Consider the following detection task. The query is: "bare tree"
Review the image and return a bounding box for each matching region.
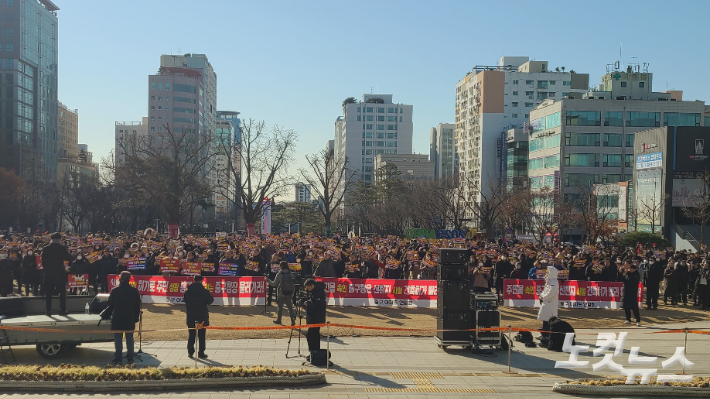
[461,175,509,235]
[636,191,668,235]
[113,124,213,230]
[574,185,620,245]
[499,188,531,236]
[524,187,575,245]
[300,148,356,237]
[223,120,297,235]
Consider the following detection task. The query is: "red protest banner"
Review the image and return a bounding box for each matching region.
[503,279,642,309]
[316,277,437,308]
[108,275,265,306]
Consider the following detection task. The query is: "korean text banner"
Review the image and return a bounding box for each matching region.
[108,275,265,306]
[503,279,642,309]
[316,277,437,308]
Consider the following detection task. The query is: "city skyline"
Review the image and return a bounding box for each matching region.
[56,0,710,178]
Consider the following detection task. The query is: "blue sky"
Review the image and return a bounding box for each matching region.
[59,0,710,176]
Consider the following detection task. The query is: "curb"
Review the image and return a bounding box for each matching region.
[0,374,326,392]
[553,382,710,397]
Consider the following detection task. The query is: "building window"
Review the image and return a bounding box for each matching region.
[565,133,600,146]
[544,155,559,168]
[377,116,384,121]
[603,133,622,147]
[512,91,518,95]
[511,102,518,107]
[357,115,361,121]
[365,132,372,138]
[544,175,555,188]
[356,107,360,112]
[376,141,384,147]
[366,107,373,113]
[525,102,533,107]
[663,112,700,127]
[512,80,519,84]
[377,124,384,130]
[512,113,518,118]
[150,106,155,110]
[365,149,372,155]
[525,80,534,85]
[386,141,396,147]
[566,111,601,126]
[563,81,571,86]
[376,107,384,113]
[604,111,623,126]
[529,138,543,152]
[564,153,599,167]
[365,141,372,147]
[387,107,395,113]
[5,28,13,37]
[639,82,645,88]
[602,174,622,183]
[366,115,373,121]
[624,174,633,181]
[376,132,384,139]
[625,134,634,147]
[626,112,660,127]
[545,112,562,130]
[620,81,627,87]
[549,80,556,85]
[564,173,598,187]
[603,154,621,167]
[624,154,634,167]
[151,96,155,100]
[545,134,560,148]
[366,124,372,129]
[400,108,403,113]
[529,158,543,170]
[530,176,543,189]
[525,91,534,96]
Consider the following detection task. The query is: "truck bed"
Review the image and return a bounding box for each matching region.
[0,314,114,345]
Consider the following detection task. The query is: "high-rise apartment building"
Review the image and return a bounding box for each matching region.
[455,57,589,225]
[373,153,435,182]
[58,102,78,159]
[334,94,413,186]
[430,123,457,179]
[114,117,149,166]
[213,119,236,218]
[528,66,710,241]
[0,0,59,182]
[294,183,312,203]
[148,54,217,145]
[216,111,241,144]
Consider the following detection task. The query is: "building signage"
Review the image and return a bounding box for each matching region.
[641,143,657,151]
[696,139,704,155]
[636,152,662,170]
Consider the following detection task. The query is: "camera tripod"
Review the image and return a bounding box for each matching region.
[285,299,305,359]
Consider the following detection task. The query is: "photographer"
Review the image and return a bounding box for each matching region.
[301,278,326,352]
[268,261,296,325]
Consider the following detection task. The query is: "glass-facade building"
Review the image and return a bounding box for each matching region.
[0,0,59,182]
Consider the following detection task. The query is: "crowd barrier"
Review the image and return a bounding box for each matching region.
[503,279,643,309]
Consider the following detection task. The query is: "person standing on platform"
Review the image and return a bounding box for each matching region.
[42,233,72,316]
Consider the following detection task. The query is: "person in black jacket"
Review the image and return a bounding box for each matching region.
[21,246,40,296]
[0,247,13,297]
[644,257,664,310]
[42,233,73,316]
[622,264,642,326]
[183,275,214,359]
[97,249,118,293]
[101,271,141,364]
[301,278,326,352]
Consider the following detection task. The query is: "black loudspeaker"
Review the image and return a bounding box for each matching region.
[474,309,501,345]
[439,248,468,265]
[437,280,471,311]
[89,294,110,318]
[0,297,24,317]
[438,264,468,281]
[436,310,474,342]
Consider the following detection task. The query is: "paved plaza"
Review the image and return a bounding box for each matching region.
[1,320,709,399]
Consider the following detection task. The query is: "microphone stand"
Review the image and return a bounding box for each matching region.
[262,270,269,315]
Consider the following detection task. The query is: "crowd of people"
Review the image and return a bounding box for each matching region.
[1,230,709,311]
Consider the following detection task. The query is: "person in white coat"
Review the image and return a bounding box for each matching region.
[537,267,559,340]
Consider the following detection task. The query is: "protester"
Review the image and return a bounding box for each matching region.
[314,252,337,278]
[42,232,73,316]
[183,275,214,359]
[696,260,710,311]
[101,271,141,364]
[97,248,118,293]
[644,256,664,310]
[0,247,12,297]
[21,245,40,296]
[622,263,642,326]
[268,261,296,325]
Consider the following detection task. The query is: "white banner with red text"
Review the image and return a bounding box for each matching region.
[316,277,437,308]
[108,274,265,306]
[503,279,643,309]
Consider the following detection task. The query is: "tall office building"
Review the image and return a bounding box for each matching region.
[528,65,710,241]
[57,102,78,159]
[334,94,413,186]
[455,57,589,226]
[216,110,241,144]
[0,0,59,182]
[213,119,236,218]
[114,117,149,166]
[429,123,456,179]
[148,54,216,145]
[294,183,311,202]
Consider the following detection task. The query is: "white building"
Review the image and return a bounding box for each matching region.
[212,119,237,217]
[455,56,589,226]
[114,117,149,166]
[334,94,413,186]
[430,123,457,179]
[373,153,435,182]
[294,183,312,202]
